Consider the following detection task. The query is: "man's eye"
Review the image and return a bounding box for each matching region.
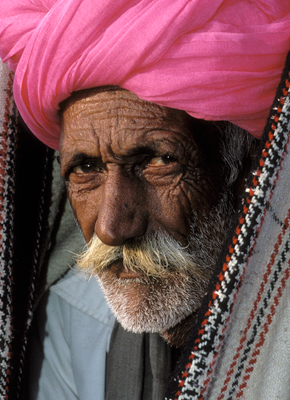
[72,162,101,174]
[146,156,177,167]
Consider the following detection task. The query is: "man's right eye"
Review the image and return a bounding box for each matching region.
[72,161,101,174]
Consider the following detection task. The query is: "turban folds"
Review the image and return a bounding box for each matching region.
[0,0,290,149]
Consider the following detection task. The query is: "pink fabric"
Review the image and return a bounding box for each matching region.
[0,0,290,149]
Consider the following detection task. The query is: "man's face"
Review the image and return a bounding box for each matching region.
[60,88,236,346]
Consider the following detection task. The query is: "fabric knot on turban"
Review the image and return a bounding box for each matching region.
[0,0,290,149]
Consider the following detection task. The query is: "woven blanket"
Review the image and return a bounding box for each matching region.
[0,60,55,399]
[166,52,290,400]
[0,58,17,400]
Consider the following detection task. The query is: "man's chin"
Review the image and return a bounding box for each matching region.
[97,267,206,344]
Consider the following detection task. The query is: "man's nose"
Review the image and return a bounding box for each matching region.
[94,169,148,246]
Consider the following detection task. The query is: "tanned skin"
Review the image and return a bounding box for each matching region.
[59,87,253,347]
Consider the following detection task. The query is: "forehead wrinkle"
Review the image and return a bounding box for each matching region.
[65,90,185,135]
[61,136,100,159]
[79,94,169,120]
[86,91,163,110]
[69,105,166,134]
[63,118,98,146]
[61,89,196,163]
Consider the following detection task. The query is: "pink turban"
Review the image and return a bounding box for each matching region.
[0,0,290,149]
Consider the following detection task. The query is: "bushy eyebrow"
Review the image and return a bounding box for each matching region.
[121,138,179,158]
[121,145,157,158]
[62,145,155,163]
[60,140,179,177]
[60,152,101,177]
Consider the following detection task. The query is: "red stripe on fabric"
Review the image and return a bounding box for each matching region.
[175,69,290,400]
[199,315,232,399]
[217,206,290,400]
[236,258,290,398]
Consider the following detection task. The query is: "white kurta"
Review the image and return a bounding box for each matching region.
[30,267,115,400]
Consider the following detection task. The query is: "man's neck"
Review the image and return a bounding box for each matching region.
[161,312,197,348]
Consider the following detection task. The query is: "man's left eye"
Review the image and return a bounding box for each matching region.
[72,162,101,173]
[147,156,177,167]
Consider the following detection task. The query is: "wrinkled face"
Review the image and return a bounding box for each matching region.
[60,88,234,345]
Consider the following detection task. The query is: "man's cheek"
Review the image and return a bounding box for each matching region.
[68,187,99,243]
[182,169,220,213]
[148,184,193,241]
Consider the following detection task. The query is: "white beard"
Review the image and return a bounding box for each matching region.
[78,192,233,334]
[97,269,208,333]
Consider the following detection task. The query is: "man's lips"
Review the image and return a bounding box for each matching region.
[109,259,140,279]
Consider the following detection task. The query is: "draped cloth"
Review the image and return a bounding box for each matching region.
[0,0,290,149]
[0,59,55,399]
[166,51,290,400]
[106,322,176,400]
[0,60,17,399]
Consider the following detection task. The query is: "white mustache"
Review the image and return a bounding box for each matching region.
[77,230,209,281]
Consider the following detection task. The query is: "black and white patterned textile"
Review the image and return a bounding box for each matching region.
[0,60,54,399]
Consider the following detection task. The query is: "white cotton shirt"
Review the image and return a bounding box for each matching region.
[30,267,115,400]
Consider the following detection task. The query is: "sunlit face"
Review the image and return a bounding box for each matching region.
[59,87,234,346]
[60,88,225,245]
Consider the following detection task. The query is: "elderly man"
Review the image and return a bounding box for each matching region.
[59,86,256,349]
[1,1,290,399]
